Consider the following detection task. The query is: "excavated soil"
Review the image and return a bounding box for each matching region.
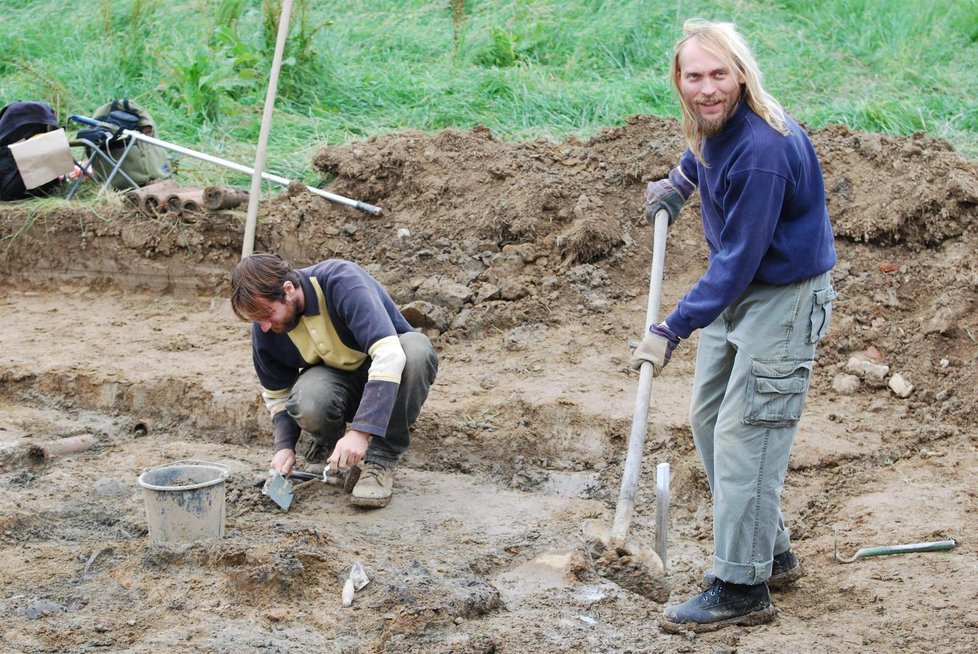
[1,114,977,653]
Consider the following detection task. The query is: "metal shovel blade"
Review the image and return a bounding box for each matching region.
[262,472,294,511]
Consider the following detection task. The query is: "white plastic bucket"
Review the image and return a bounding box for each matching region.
[137,460,230,543]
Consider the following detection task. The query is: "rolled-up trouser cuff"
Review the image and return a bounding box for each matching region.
[713,553,773,586]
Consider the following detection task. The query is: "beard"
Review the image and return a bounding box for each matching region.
[268,296,302,333]
[693,89,741,136]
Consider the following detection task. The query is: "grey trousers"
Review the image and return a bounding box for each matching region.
[690,272,835,585]
[286,331,438,467]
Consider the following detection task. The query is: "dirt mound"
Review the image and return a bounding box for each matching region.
[813,124,978,246]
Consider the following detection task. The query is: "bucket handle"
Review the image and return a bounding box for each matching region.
[141,459,230,479]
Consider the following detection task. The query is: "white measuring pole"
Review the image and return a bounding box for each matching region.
[242,0,293,259]
[655,461,671,569]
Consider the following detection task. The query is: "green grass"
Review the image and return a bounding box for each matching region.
[2,0,977,189]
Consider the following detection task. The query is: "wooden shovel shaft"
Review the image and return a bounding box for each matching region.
[610,210,669,546]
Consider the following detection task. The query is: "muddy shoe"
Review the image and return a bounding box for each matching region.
[700,550,803,591]
[660,579,775,634]
[303,437,335,467]
[350,462,395,508]
[767,550,804,588]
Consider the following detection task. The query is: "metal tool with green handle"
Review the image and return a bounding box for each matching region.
[834,533,957,564]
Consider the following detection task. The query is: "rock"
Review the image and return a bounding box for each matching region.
[498,278,530,301]
[485,252,525,283]
[20,599,62,620]
[400,300,449,332]
[847,355,889,380]
[888,373,914,398]
[831,373,861,394]
[415,276,472,310]
[924,307,955,335]
[472,282,500,303]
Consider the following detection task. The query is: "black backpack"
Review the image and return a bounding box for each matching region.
[0,101,62,201]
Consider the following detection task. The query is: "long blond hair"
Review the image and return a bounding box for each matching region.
[671,19,787,163]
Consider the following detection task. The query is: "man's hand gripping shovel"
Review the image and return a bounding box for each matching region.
[582,209,671,602]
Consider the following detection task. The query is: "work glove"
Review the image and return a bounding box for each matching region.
[645,167,695,226]
[629,322,681,376]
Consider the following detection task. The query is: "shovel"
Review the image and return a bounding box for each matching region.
[582,209,670,602]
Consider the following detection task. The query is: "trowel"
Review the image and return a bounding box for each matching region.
[262,467,358,511]
[262,470,296,511]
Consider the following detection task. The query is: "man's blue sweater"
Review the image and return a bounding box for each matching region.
[665,100,837,339]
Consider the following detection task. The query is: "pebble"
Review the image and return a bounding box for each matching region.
[847,356,889,379]
[888,373,914,398]
[832,373,861,394]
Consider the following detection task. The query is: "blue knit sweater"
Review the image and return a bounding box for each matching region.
[665,100,837,339]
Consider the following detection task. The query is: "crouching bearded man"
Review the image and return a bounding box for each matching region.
[231,253,439,508]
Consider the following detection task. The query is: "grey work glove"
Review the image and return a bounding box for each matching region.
[629,322,681,376]
[645,167,695,226]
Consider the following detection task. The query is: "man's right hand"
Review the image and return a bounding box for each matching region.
[629,322,682,376]
[270,448,297,476]
[328,429,371,471]
[645,167,695,226]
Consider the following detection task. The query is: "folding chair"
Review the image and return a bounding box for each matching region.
[65,118,141,199]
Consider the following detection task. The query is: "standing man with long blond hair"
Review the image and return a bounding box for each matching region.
[631,19,837,632]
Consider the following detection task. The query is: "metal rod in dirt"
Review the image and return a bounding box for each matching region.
[835,537,957,564]
[242,0,292,259]
[68,116,382,216]
[655,462,670,569]
[609,210,669,546]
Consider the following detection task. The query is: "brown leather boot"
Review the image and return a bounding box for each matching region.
[350,462,395,508]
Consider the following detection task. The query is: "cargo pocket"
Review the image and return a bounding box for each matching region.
[742,359,813,427]
[809,287,838,344]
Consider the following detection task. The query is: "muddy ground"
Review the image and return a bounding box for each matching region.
[1,114,977,654]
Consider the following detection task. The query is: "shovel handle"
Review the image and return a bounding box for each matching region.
[610,209,670,546]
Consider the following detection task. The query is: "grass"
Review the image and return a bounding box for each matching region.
[1,0,977,189]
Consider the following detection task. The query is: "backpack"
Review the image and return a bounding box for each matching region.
[0,100,62,201]
[84,99,172,190]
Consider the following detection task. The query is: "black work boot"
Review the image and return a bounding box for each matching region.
[660,579,775,634]
[701,550,804,591]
